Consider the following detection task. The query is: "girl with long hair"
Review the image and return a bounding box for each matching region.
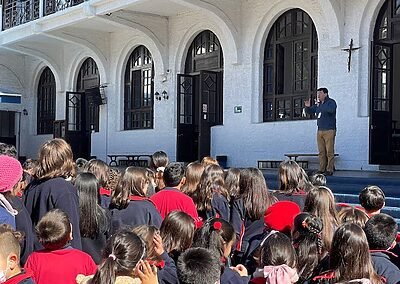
[273,160,310,209]
[292,213,323,283]
[109,167,162,233]
[230,168,274,265]
[181,162,204,197]
[303,186,340,255]
[224,168,241,201]
[82,159,110,208]
[149,151,169,192]
[23,138,81,249]
[160,211,195,263]
[75,172,110,264]
[133,225,179,284]
[311,223,382,284]
[77,230,158,284]
[191,164,230,221]
[250,231,298,284]
[193,218,249,283]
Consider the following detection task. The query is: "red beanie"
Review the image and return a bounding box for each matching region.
[0,155,23,193]
[264,201,301,234]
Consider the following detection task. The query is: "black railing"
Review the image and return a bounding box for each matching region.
[2,0,40,30]
[44,0,84,16]
[1,0,85,30]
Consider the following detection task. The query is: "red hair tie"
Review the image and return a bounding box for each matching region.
[213,221,222,231]
[194,217,203,229]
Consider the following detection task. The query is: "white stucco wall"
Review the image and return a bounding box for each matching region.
[0,0,388,170]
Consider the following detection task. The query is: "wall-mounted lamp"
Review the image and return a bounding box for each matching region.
[22,109,28,116]
[162,90,168,100]
[155,91,161,101]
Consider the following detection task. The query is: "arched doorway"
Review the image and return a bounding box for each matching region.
[177,30,224,162]
[65,58,101,159]
[370,0,400,164]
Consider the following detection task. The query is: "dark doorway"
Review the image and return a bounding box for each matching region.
[0,111,16,146]
[177,30,223,162]
[370,0,400,164]
[65,58,100,159]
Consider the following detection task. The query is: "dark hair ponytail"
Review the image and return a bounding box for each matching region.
[90,230,146,284]
[192,218,235,258]
[292,212,323,282]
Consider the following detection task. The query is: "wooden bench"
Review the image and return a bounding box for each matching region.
[107,154,152,167]
[284,153,339,161]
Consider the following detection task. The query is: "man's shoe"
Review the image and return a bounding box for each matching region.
[324,171,333,176]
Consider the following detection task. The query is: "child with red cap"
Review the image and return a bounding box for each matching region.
[0,155,21,228]
[264,201,301,236]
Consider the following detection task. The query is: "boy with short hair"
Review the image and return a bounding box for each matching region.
[24,209,96,284]
[150,163,198,220]
[177,247,221,284]
[0,224,34,284]
[359,185,385,216]
[364,213,400,284]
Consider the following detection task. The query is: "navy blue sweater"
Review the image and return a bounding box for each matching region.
[158,252,179,284]
[110,199,162,234]
[371,251,400,284]
[220,267,249,284]
[305,96,337,130]
[23,177,82,249]
[198,193,230,222]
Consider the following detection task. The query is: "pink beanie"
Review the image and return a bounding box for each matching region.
[0,155,23,193]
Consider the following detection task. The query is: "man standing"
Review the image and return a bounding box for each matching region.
[304,87,337,176]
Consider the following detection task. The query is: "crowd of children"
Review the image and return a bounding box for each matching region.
[0,140,400,283]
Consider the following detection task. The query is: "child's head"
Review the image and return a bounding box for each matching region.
[200,156,219,167]
[111,167,150,209]
[238,167,273,220]
[193,164,228,212]
[193,218,235,259]
[0,143,17,158]
[160,211,195,254]
[224,167,241,199]
[304,186,339,253]
[264,201,301,236]
[359,186,385,214]
[36,209,72,250]
[0,224,23,280]
[132,225,162,263]
[145,168,156,197]
[0,155,23,195]
[259,231,297,268]
[82,159,109,188]
[22,159,38,177]
[309,173,326,186]
[36,138,75,179]
[177,247,220,284]
[106,168,121,193]
[163,163,185,188]
[181,162,204,196]
[292,213,323,281]
[364,213,398,250]
[338,207,369,228]
[92,230,147,283]
[330,223,379,283]
[150,151,169,170]
[278,160,304,193]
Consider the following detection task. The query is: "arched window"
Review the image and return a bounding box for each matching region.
[124,45,154,130]
[263,9,318,121]
[76,57,100,132]
[37,67,56,134]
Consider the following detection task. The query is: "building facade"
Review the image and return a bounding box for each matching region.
[0,0,395,170]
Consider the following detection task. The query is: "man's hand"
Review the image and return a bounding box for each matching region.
[304,98,311,107]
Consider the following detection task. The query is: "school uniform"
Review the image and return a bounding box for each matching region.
[370,251,400,284]
[150,187,199,219]
[23,177,82,249]
[8,195,35,265]
[110,196,162,233]
[4,269,35,284]
[157,252,179,284]
[0,205,15,228]
[99,187,111,209]
[220,267,249,284]
[198,193,230,221]
[272,191,307,210]
[25,246,97,284]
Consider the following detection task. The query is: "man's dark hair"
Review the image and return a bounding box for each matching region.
[0,143,17,158]
[364,213,398,250]
[163,162,185,187]
[317,87,329,94]
[359,185,385,212]
[177,247,221,284]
